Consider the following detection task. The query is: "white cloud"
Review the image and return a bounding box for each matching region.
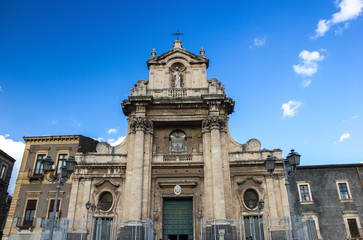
[70,120,82,127]
[293,50,324,77]
[339,133,351,142]
[0,134,25,196]
[249,37,266,48]
[343,115,359,122]
[254,37,266,47]
[335,22,350,35]
[107,128,118,134]
[313,0,363,38]
[0,85,3,92]
[96,137,105,142]
[108,136,125,146]
[302,79,312,88]
[281,100,303,118]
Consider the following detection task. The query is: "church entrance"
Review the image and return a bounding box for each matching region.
[163,198,193,240]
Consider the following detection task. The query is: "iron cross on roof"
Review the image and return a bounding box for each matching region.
[172,30,184,40]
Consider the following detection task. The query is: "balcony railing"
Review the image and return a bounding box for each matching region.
[16,217,35,230]
[163,154,192,162]
[168,88,187,97]
[27,169,44,182]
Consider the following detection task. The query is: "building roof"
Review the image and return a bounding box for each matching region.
[0,149,16,163]
[298,163,363,170]
[22,135,93,142]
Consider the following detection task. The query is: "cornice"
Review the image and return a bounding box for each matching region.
[23,135,82,143]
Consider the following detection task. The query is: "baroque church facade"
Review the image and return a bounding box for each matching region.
[4,40,292,240]
[68,40,290,239]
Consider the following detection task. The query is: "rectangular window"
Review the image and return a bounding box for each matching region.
[297,182,313,203]
[47,199,61,219]
[348,219,360,238]
[23,200,37,227]
[0,165,6,179]
[34,154,46,175]
[338,183,350,199]
[56,154,68,174]
[299,185,310,201]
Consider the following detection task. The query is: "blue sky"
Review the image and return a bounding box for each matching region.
[1,0,363,195]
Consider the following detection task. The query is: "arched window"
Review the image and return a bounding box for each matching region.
[98,192,113,211]
[169,130,186,153]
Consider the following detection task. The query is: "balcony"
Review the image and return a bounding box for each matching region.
[16,217,35,230]
[27,169,44,182]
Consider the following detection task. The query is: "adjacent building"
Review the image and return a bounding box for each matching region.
[2,135,98,240]
[0,149,16,238]
[291,163,363,240]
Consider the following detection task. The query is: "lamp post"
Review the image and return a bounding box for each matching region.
[265,149,301,240]
[86,201,102,240]
[42,155,77,240]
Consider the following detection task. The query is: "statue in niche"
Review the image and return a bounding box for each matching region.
[170,62,185,88]
[173,67,182,88]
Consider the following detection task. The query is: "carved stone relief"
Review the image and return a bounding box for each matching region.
[236,177,264,212]
[92,179,121,214]
[129,117,153,133]
[245,139,261,151]
[202,116,227,132]
[96,142,112,154]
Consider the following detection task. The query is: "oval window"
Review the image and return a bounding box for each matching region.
[98,192,113,211]
[243,189,259,209]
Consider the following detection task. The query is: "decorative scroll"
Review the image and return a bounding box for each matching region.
[202,116,227,132]
[129,117,153,133]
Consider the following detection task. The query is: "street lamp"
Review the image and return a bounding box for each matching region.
[86,201,102,240]
[265,149,301,240]
[42,155,77,240]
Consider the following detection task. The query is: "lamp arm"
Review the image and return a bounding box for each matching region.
[43,173,59,183]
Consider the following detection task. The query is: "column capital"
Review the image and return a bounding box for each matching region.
[202,116,227,132]
[129,117,153,133]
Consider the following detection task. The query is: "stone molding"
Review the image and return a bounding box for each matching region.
[25,191,42,199]
[158,181,198,188]
[48,191,65,198]
[202,116,227,132]
[129,117,153,133]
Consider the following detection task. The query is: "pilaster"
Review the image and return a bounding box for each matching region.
[202,116,227,219]
[128,116,153,220]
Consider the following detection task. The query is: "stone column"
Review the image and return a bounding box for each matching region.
[128,117,153,220]
[203,116,227,219]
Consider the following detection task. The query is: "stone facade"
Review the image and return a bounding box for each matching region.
[4,40,298,240]
[290,164,363,240]
[68,40,290,240]
[2,135,98,240]
[0,149,16,238]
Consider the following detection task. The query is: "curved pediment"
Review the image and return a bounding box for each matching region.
[94,179,120,189]
[147,43,209,69]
